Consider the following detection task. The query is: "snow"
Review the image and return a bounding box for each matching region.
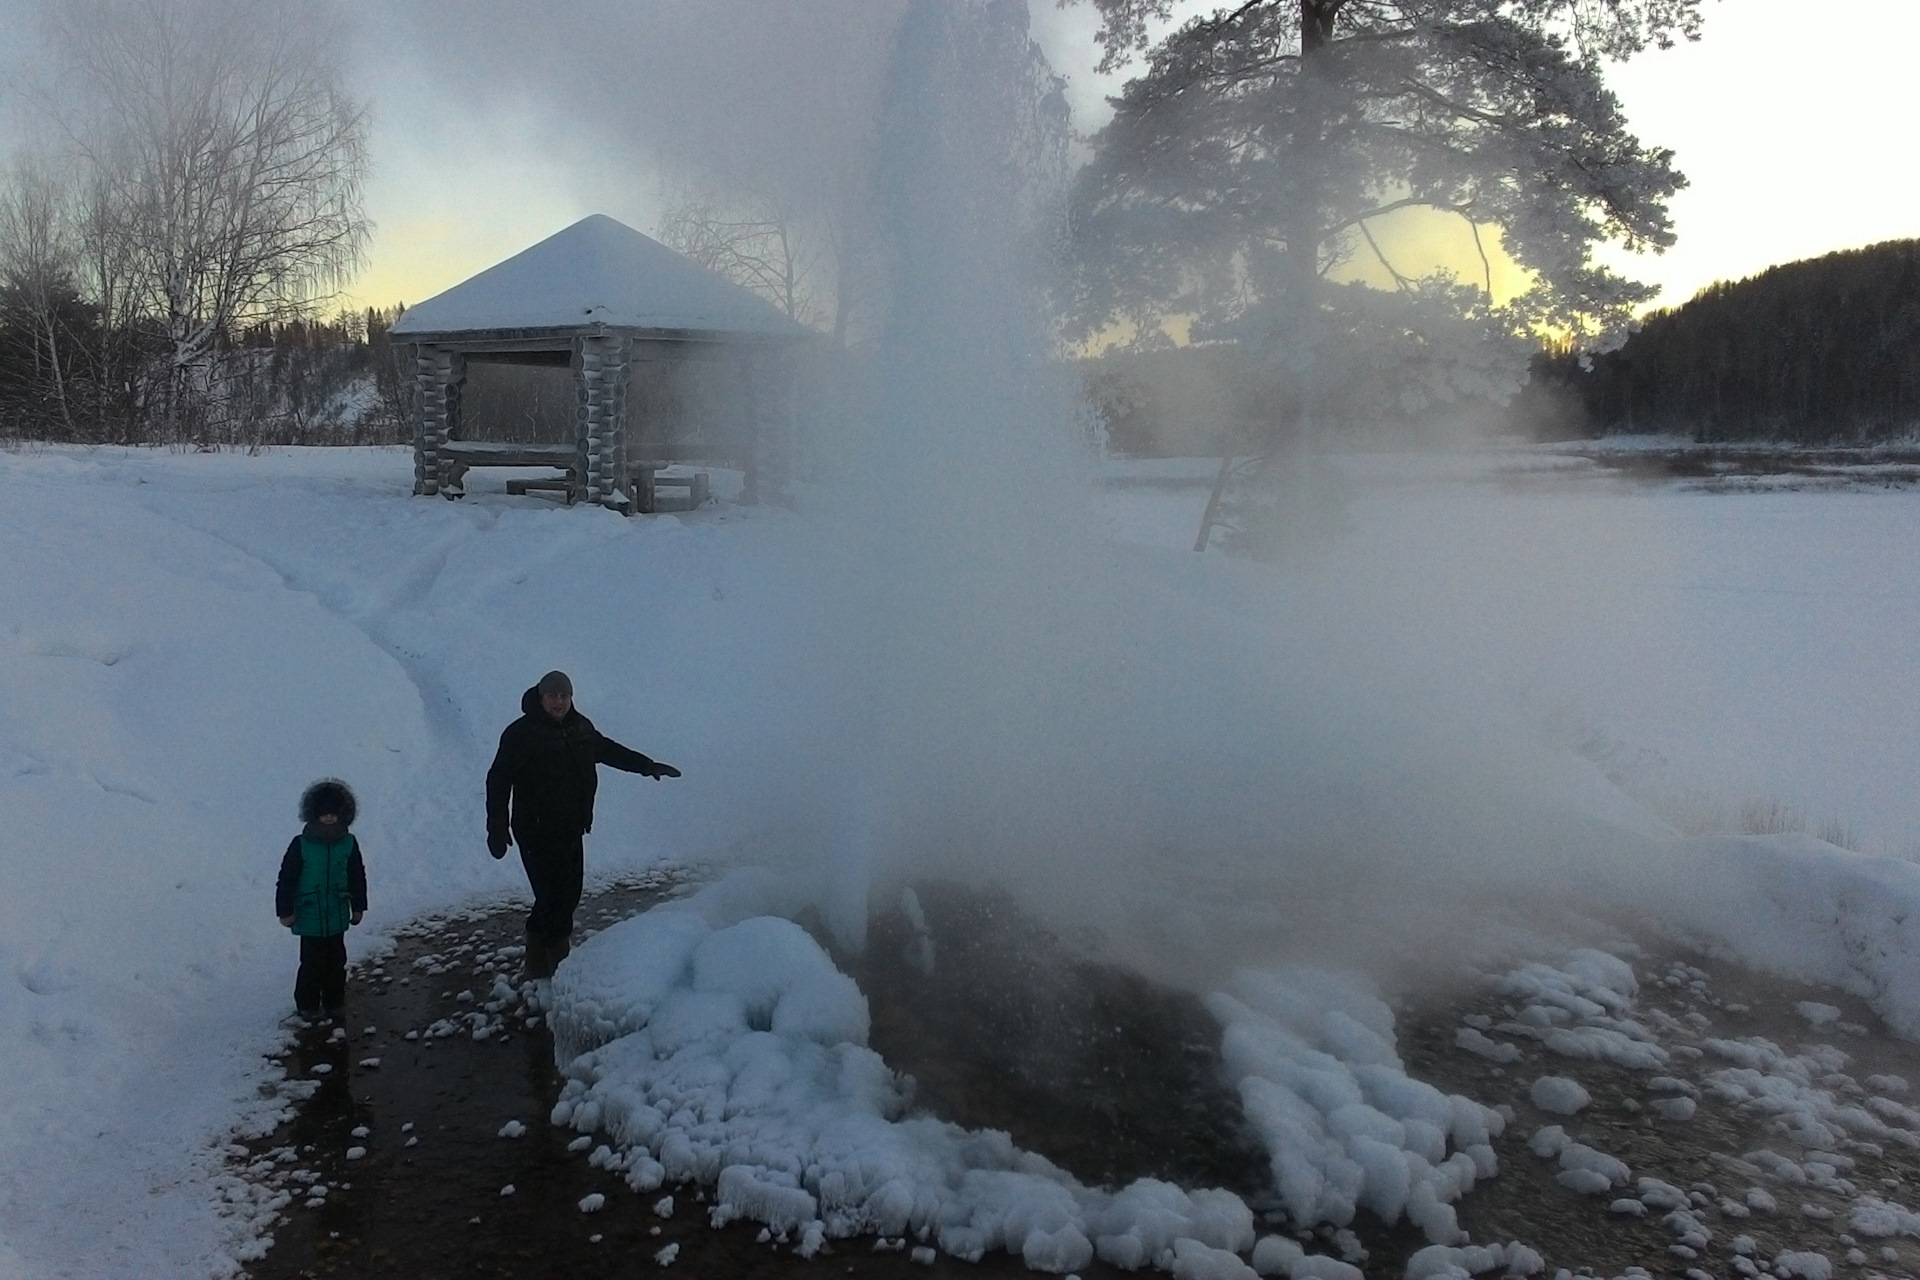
[1205,966,1502,1243]
[1529,1078,1592,1115]
[1403,1241,1543,1280]
[1649,1096,1697,1122]
[1773,1251,1833,1280]
[1796,1001,1843,1028]
[13,444,1920,1274]
[1494,953,1667,1071]
[544,877,1281,1272]
[1251,1235,1364,1280]
[389,214,810,339]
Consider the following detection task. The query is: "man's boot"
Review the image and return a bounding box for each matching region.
[553,933,572,970]
[524,931,554,981]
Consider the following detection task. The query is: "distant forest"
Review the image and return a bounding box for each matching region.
[1529,239,1920,442]
[0,300,407,446]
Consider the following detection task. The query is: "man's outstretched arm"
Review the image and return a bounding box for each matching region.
[596,734,681,779]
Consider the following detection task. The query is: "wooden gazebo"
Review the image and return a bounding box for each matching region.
[392,214,813,511]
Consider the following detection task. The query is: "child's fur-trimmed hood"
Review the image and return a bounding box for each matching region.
[299,778,358,827]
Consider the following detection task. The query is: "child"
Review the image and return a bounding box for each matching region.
[275,778,368,1019]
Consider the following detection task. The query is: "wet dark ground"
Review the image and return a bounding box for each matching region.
[1407,942,1920,1280]
[240,878,1920,1280]
[241,875,1263,1280]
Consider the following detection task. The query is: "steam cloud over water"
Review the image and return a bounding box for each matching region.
[371,0,1675,984]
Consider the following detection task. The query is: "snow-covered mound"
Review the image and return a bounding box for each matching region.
[544,883,1280,1273]
[539,875,1514,1274]
[1655,834,1920,1038]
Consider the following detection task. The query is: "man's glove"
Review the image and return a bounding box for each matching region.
[646,761,682,779]
[488,831,510,859]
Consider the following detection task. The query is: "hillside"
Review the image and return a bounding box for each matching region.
[1532,241,1920,443]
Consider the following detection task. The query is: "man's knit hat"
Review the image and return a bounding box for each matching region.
[537,670,573,697]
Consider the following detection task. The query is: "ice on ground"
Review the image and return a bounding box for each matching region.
[1403,1241,1543,1279]
[1773,1251,1833,1280]
[1554,1168,1613,1195]
[1494,953,1667,1071]
[1529,1126,1572,1160]
[1849,1197,1920,1238]
[1557,1144,1629,1187]
[546,888,1263,1271]
[543,878,1497,1271]
[1651,835,1920,1038]
[1455,1028,1521,1063]
[1698,1038,1920,1153]
[1637,1179,1688,1210]
[1796,1002,1843,1028]
[1651,1096,1697,1122]
[1250,1235,1364,1280]
[1530,1077,1592,1115]
[1171,1237,1258,1280]
[1207,967,1502,1244]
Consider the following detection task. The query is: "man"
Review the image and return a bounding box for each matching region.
[485,670,680,978]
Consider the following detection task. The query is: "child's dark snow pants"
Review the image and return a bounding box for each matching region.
[295,934,348,1013]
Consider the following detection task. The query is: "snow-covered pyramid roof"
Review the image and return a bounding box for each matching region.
[391,214,811,340]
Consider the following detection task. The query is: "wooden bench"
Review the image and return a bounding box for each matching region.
[438,440,580,501]
[438,439,713,513]
[635,469,712,513]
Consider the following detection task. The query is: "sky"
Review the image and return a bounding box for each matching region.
[333,0,1920,321]
[3,0,1917,322]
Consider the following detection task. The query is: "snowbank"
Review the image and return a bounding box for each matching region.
[0,450,433,1276]
[1654,834,1920,1038]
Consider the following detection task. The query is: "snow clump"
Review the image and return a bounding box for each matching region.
[541,877,1487,1272]
[1494,952,1667,1071]
[1773,1251,1833,1280]
[1529,1077,1591,1115]
[1208,967,1506,1246]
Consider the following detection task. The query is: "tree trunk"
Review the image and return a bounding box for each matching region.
[40,314,74,435]
[1194,451,1236,552]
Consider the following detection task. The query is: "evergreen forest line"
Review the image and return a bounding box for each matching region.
[1530,239,1920,443]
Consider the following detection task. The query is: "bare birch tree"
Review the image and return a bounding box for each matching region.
[38,0,371,436]
[657,187,823,331]
[0,156,81,434]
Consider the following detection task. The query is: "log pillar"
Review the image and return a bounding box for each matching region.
[741,344,794,507]
[573,333,634,510]
[406,344,465,496]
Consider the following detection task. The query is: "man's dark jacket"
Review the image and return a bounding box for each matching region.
[486,686,661,846]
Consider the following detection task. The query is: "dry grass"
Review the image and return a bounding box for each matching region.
[1738,798,1805,837]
